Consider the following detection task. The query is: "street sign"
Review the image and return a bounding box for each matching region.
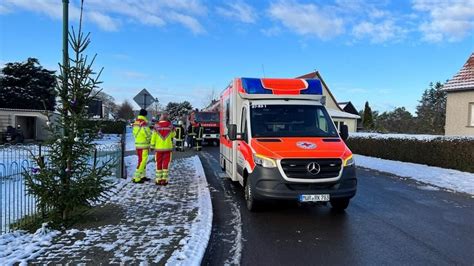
[133,89,155,109]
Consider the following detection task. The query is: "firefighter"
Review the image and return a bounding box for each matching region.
[195,123,204,151]
[187,123,196,149]
[175,120,185,151]
[151,113,176,186]
[132,109,151,183]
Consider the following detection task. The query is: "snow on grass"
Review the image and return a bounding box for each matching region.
[0,223,60,265]
[355,154,474,195]
[351,132,474,141]
[166,156,212,266]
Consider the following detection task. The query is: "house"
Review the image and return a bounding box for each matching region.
[338,101,363,130]
[443,53,474,136]
[0,108,57,142]
[296,71,360,132]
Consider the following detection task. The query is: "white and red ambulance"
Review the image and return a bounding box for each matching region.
[219,77,357,211]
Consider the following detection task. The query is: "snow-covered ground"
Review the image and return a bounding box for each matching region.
[351,132,474,141]
[0,154,213,265]
[355,154,474,195]
[125,126,135,152]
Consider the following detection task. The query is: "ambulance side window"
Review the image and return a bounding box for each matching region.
[241,107,248,143]
[225,99,230,129]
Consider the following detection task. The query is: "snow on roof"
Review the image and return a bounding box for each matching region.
[327,108,360,119]
[443,53,474,92]
[351,132,474,141]
[338,102,348,109]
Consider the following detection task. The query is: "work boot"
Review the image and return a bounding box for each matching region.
[142,176,151,182]
[132,176,144,183]
[162,179,169,186]
[155,178,161,185]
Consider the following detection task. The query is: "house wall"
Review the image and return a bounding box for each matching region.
[333,118,357,133]
[445,90,474,136]
[0,109,52,141]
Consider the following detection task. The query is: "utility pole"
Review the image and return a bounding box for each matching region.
[62,0,69,137]
[62,0,69,85]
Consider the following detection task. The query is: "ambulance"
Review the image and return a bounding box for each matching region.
[219,78,357,211]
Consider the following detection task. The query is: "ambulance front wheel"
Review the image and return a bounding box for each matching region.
[245,179,260,212]
[330,198,350,212]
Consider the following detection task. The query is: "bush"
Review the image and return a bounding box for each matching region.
[347,136,474,173]
[85,120,126,134]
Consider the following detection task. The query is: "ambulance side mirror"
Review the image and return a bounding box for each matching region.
[227,124,237,141]
[340,125,349,141]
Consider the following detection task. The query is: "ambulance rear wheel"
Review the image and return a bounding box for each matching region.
[245,179,260,212]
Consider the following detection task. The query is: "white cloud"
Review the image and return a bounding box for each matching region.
[216,1,257,24]
[412,0,474,42]
[168,12,206,34]
[268,0,344,40]
[353,20,408,43]
[1,0,207,34]
[260,26,282,37]
[0,4,10,14]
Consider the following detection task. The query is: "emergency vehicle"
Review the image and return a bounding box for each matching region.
[189,111,220,146]
[219,78,357,211]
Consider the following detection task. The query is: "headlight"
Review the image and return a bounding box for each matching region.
[344,155,355,166]
[253,154,276,168]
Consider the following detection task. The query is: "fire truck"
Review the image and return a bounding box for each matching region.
[188,111,220,146]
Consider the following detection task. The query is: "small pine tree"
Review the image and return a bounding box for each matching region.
[363,101,375,130]
[24,5,114,226]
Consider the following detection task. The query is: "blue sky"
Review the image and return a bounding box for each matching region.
[0,0,473,113]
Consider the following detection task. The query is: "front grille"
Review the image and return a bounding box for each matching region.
[280,158,342,179]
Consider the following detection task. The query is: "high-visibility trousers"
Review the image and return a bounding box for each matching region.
[135,148,149,178]
[155,151,172,181]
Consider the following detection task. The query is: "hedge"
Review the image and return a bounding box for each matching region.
[84,120,127,135]
[347,136,474,173]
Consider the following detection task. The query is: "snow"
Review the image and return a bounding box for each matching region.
[1,154,213,265]
[0,223,60,265]
[351,132,474,141]
[166,156,212,266]
[355,154,474,195]
[93,134,122,147]
[125,126,135,151]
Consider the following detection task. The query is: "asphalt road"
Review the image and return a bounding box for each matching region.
[200,147,474,266]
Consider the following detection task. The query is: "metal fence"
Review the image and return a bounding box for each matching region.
[0,141,123,234]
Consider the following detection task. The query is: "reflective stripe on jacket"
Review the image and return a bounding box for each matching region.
[133,115,151,149]
[151,120,176,151]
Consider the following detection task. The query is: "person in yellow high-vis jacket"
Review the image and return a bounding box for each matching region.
[132,109,151,183]
[150,113,175,186]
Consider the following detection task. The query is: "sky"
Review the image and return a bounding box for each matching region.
[0,0,473,114]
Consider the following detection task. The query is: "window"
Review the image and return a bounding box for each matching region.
[470,103,474,126]
[241,107,248,142]
[250,104,338,138]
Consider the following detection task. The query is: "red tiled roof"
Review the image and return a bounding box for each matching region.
[444,53,474,92]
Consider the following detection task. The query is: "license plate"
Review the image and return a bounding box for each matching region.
[299,194,330,202]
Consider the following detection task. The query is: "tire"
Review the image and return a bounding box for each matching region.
[330,198,350,212]
[245,179,260,212]
[220,157,225,171]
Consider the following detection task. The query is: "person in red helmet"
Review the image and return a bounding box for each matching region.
[150,113,175,186]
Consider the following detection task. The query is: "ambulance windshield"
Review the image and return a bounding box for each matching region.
[250,104,339,138]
